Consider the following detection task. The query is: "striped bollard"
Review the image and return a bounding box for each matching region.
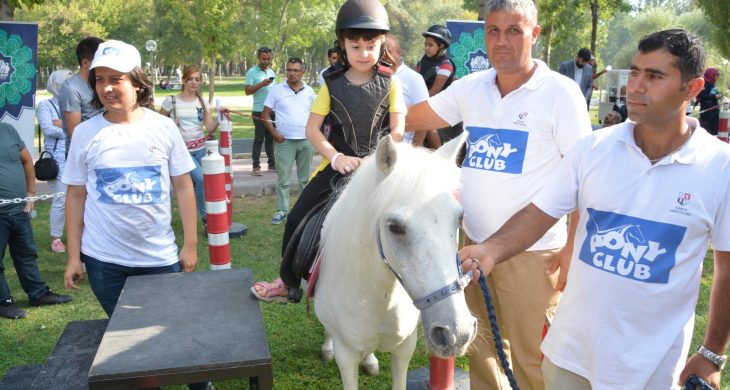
[429,356,455,390]
[216,99,247,238]
[202,140,231,270]
[719,109,729,143]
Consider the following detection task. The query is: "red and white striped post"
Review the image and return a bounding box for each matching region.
[216,99,247,238]
[428,356,455,390]
[718,109,729,143]
[202,140,231,270]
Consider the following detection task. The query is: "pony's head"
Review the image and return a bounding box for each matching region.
[326,133,477,357]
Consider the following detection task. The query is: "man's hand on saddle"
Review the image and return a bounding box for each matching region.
[458,244,496,285]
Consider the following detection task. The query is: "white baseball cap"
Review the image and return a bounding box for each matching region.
[90,40,141,73]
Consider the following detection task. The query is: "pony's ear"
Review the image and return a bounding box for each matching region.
[435,131,468,163]
[375,135,397,177]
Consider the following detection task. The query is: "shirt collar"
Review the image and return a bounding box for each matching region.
[485,59,549,92]
[616,117,702,166]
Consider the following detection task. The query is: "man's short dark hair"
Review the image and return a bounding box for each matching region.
[327,48,338,56]
[287,57,304,68]
[577,48,592,62]
[76,37,104,66]
[257,46,272,58]
[637,29,705,84]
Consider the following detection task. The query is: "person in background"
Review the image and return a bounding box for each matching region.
[319,47,340,86]
[38,69,73,253]
[245,46,277,176]
[160,65,227,225]
[592,110,622,130]
[0,122,73,320]
[696,67,722,136]
[60,37,104,149]
[262,57,316,225]
[415,24,458,148]
[559,47,594,108]
[385,34,429,145]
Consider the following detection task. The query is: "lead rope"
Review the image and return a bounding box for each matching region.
[684,374,714,390]
[477,273,521,390]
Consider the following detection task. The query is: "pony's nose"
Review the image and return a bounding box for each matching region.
[429,325,457,347]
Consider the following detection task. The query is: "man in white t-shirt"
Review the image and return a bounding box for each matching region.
[406,1,591,388]
[262,58,316,225]
[406,0,591,389]
[385,34,429,145]
[460,29,730,390]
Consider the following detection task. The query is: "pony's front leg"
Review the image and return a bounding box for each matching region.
[322,329,334,361]
[333,338,361,390]
[390,331,417,390]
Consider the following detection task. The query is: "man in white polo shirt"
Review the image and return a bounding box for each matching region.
[406,0,591,388]
[460,29,730,389]
[262,57,316,225]
[384,34,429,145]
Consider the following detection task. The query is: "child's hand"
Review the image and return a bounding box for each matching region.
[333,155,362,174]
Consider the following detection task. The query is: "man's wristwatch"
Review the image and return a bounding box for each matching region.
[697,345,727,369]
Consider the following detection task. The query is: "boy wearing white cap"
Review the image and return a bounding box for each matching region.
[62,40,199,316]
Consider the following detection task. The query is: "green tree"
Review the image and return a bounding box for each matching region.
[0,0,44,20]
[695,0,730,59]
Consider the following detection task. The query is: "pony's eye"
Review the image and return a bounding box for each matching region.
[386,219,406,235]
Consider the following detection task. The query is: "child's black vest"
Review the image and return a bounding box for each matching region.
[418,54,456,90]
[322,64,393,157]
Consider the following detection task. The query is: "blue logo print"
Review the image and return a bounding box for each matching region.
[464,127,528,174]
[579,209,686,284]
[95,166,162,204]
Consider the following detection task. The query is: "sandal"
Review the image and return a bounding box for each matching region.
[250,278,288,303]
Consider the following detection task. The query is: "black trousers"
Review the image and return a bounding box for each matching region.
[251,111,275,168]
[280,165,343,256]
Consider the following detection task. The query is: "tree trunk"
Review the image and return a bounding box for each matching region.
[0,0,14,20]
[590,0,598,55]
[543,24,554,66]
[274,0,292,55]
[208,55,216,106]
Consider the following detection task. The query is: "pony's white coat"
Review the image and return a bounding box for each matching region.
[314,135,477,390]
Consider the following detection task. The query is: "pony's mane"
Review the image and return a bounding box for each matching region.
[321,143,461,262]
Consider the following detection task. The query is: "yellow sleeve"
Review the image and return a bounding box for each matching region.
[389,77,407,114]
[311,84,331,116]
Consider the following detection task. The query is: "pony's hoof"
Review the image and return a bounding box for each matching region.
[321,349,334,361]
[362,354,379,376]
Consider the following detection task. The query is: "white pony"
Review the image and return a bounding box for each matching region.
[314,134,477,389]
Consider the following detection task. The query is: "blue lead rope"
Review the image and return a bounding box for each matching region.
[477,273,521,390]
[684,374,714,390]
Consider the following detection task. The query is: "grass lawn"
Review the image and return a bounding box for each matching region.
[1,195,726,388]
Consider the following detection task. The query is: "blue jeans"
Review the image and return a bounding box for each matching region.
[189,148,206,218]
[0,211,49,301]
[82,253,182,317]
[82,254,209,390]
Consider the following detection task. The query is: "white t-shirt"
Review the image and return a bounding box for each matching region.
[428,60,591,249]
[160,95,210,150]
[62,108,196,268]
[263,81,315,140]
[395,63,429,144]
[535,119,730,389]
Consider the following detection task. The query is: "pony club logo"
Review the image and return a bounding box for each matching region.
[102,47,120,56]
[464,126,527,174]
[95,166,162,205]
[579,208,686,284]
[677,192,691,206]
[466,48,489,73]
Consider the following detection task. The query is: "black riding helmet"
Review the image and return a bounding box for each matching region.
[335,0,390,32]
[422,24,451,48]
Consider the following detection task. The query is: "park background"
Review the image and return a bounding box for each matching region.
[0,0,729,388]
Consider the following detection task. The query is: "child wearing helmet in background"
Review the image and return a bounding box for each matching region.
[415,24,462,148]
[252,0,406,303]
